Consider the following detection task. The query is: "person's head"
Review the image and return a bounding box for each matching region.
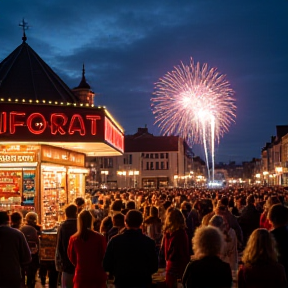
[112,213,125,228]
[77,210,93,241]
[268,203,288,228]
[209,215,225,232]
[75,197,85,214]
[126,200,136,210]
[242,228,277,265]
[10,211,23,228]
[125,210,143,229]
[0,211,9,226]
[246,195,255,205]
[25,212,38,226]
[265,196,280,211]
[100,216,113,233]
[164,208,186,233]
[150,206,159,218]
[65,204,77,219]
[192,226,224,259]
[111,200,123,212]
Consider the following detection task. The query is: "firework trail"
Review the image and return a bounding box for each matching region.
[151,58,236,182]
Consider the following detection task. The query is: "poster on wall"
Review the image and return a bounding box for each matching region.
[0,170,21,198]
[22,170,36,205]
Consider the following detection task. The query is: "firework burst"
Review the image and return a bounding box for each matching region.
[151,58,236,144]
[151,58,236,181]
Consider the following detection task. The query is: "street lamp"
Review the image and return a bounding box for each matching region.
[263,171,269,185]
[275,166,283,186]
[117,171,127,188]
[101,170,109,188]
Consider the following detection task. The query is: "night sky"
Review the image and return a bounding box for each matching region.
[0,1,287,164]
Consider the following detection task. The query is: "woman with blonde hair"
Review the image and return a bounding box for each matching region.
[182,226,232,288]
[162,208,190,288]
[238,228,287,288]
[68,210,107,288]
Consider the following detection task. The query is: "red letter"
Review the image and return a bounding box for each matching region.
[68,114,86,135]
[10,112,26,134]
[50,113,68,135]
[86,115,101,135]
[0,112,7,134]
[27,113,47,135]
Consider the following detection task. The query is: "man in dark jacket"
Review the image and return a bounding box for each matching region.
[0,211,31,288]
[55,204,78,288]
[268,203,288,280]
[238,195,260,245]
[103,209,158,288]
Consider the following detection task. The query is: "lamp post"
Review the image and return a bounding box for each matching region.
[263,171,269,185]
[117,171,127,188]
[101,170,109,188]
[275,167,283,186]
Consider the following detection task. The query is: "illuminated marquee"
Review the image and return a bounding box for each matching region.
[0,111,101,136]
[0,103,124,153]
[105,117,124,153]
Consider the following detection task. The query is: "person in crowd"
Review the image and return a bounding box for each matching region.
[107,213,125,241]
[11,211,23,229]
[268,203,288,280]
[182,226,232,288]
[0,211,31,288]
[209,215,238,272]
[121,200,136,215]
[100,215,113,242]
[143,206,163,254]
[74,197,85,214]
[202,197,243,247]
[238,195,260,246]
[110,199,123,217]
[103,209,158,288]
[68,210,107,288]
[260,195,280,230]
[55,204,78,288]
[20,212,40,288]
[163,208,190,288]
[238,228,287,288]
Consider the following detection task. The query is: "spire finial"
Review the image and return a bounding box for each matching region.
[82,63,86,81]
[19,18,30,42]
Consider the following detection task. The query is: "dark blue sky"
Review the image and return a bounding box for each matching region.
[1,0,287,163]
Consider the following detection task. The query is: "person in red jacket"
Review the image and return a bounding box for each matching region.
[163,208,190,288]
[68,210,107,288]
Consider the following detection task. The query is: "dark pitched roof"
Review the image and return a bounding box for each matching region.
[125,135,179,152]
[0,40,78,103]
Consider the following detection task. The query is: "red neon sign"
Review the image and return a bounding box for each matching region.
[1,111,102,136]
[105,117,124,153]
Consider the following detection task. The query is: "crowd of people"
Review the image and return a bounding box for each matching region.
[1,185,288,288]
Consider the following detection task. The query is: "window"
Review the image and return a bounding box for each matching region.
[161,162,164,169]
[146,162,149,170]
[155,154,159,159]
[150,162,154,170]
[166,153,169,159]
[124,154,132,164]
[160,153,164,159]
[156,162,159,170]
[150,153,154,159]
[145,154,149,158]
[166,162,169,169]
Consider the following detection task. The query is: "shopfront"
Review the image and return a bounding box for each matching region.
[0,100,124,229]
